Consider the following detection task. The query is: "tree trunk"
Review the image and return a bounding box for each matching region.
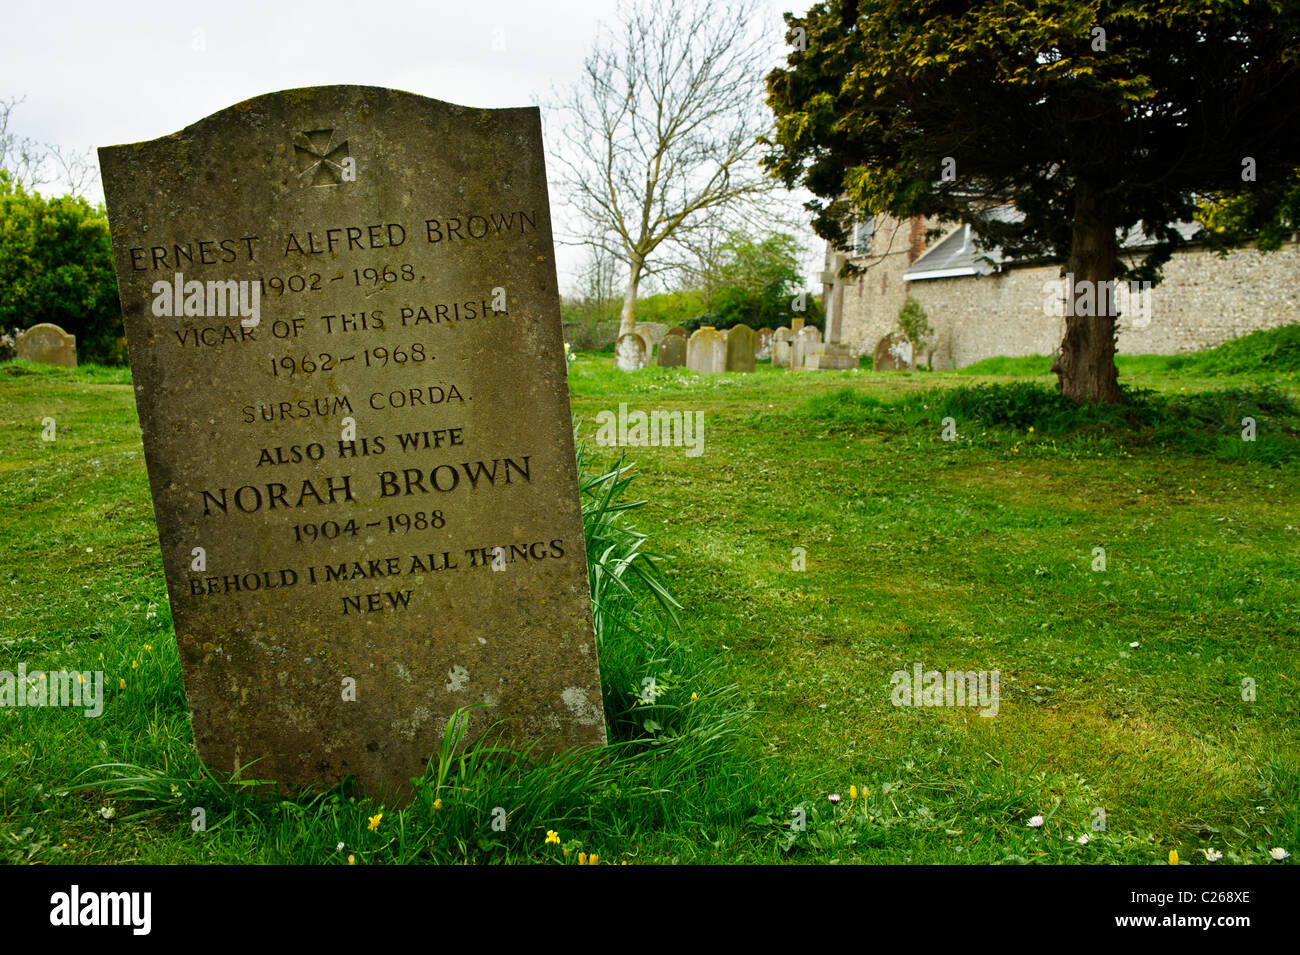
[618,257,643,341]
[1052,180,1122,404]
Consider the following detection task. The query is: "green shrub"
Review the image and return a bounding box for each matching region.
[897,295,934,357]
[0,172,123,364]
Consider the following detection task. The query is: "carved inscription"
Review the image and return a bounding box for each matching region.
[98,86,605,797]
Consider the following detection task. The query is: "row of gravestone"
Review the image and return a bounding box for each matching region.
[2,323,78,367]
[616,322,824,373]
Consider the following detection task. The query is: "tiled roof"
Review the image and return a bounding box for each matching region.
[901,207,1202,282]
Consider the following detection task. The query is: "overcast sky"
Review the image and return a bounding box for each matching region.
[1,0,822,295]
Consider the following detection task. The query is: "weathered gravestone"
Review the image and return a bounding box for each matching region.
[16,323,77,368]
[755,327,773,361]
[791,325,821,371]
[656,332,686,367]
[771,327,793,368]
[615,332,648,371]
[686,326,725,373]
[724,323,756,373]
[664,326,687,340]
[98,86,606,799]
[873,330,914,370]
[634,322,668,352]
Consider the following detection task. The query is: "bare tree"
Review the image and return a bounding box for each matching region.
[578,244,621,317]
[0,96,96,197]
[548,0,781,339]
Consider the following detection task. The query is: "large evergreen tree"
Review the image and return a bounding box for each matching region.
[764,0,1300,403]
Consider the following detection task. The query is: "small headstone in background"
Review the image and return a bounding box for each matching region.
[771,327,793,368]
[686,326,724,374]
[634,322,668,352]
[873,330,915,370]
[616,332,649,371]
[724,324,756,373]
[657,332,686,367]
[16,323,77,368]
[790,325,821,371]
[755,327,773,361]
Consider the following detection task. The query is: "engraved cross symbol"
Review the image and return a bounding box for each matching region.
[294,129,350,186]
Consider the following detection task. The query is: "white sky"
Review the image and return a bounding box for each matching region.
[1,0,823,296]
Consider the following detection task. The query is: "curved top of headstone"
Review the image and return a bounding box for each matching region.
[18,323,74,344]
[102,84,532,151]
[99,86,545,251]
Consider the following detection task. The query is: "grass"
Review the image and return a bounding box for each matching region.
[1,340,1297,864]
[960,324,1300,385]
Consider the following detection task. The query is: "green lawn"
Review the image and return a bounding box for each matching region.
[1,354,1297,864]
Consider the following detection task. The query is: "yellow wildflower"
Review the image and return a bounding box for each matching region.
[578,852,588,865]
[691,692,698,701]
[1169,850,1179,866]
[119,679,125,689]
[347,854,356,865]
[589,854,598,865]
[545,830,560,845]
[131,660,138,669]
[849,785,858,800]
[144,644,152,652]
[433,798,442,810]
[368,812,383,831]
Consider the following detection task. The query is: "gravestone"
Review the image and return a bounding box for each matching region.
[771,327,793,368]
[634,322,668,352]
[615,332,648,371]
[724,323,756,373]
[873,330,914,370]
[686,326,724,374]
[664,325,687,339]
[791,325,821,371]
[656,332,686,367]
[16,323,77,368]
[755,327,773,361]
[97,86,606,799]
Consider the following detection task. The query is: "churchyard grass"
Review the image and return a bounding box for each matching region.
[1,355,1296,864]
